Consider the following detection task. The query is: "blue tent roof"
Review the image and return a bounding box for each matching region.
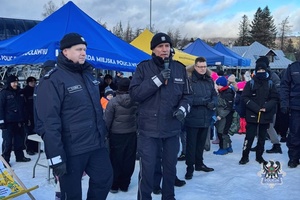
[183,38,238,66]
[213,42,251,66]
[0,1,150,72]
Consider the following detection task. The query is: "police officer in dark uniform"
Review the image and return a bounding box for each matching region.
[129,32,192,200]
[34,33,113,199]
[280,60,300,168]
[0,75,31,166]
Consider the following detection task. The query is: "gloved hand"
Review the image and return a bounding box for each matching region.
[160,69,171,80]
[0,123,6,130]
[52,162,67,177]
[281,107,288,114]
[207,102,215,110]
[173,109,185,122]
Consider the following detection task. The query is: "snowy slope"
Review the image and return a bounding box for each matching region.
[3,133,299,200]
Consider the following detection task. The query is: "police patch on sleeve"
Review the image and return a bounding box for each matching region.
[174,77,184,84]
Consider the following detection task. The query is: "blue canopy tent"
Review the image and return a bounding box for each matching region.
[0,1,150,72]
[183,38,238,66]
[213,42,251,66]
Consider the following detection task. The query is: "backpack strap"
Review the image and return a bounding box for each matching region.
[250,79,254,90]
[250,79,273,90]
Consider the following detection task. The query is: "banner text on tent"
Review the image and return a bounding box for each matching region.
[86,55,137,67]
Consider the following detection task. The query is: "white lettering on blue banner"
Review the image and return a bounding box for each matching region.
[0,55,16,61]
[22,49,48,56]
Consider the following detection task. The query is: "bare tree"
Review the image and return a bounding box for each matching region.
[96,19,107,29]
[112,21,124,40]
[42,1,65,18]
[278,16,292,50]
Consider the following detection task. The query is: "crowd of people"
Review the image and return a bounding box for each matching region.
[0,32,299,200]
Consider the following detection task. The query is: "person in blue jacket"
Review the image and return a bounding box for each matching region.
[129,32,192,200]
[34,33,113,200]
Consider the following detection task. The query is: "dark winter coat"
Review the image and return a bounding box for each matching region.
[105,91,138,134]
[242,76,279,124]
[34,52,107,164]
[216,86,235,118]
[280,61,300,111]
[185,70,217,128]
[234,91,245,117]
[22,85,35,122]
[129,57,192,138]
[0,85,26,124]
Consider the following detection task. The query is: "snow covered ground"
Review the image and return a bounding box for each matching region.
[4,133,299,200]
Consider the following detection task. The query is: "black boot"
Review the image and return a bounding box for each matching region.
[288,159,300,168]
[266,144,282,154]
[185,166,194,180]
[256,147,267,164]
[239,156,249,165]
[175,176,186,187]
[256,157,267,164]
[239,149,250,165]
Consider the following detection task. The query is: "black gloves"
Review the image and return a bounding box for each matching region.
[173,109,185,122]
[281,107,288,114]
[52,162,67,177]
[160,69,171,80]
[207,102,215,110]
[0,123,6,130]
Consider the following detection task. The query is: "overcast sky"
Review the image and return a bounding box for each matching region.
[1,0,300,39]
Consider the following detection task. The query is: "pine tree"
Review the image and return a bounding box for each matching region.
[123,22,134,43]
[262,6,277,48]
[249,6,277,48]
[234,15,251,46]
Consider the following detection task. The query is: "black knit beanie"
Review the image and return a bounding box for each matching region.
[150,32,172,50]
[60,33,87,50]
[255,62,268,72]
[256,56,269,66]
[6,75,19,84]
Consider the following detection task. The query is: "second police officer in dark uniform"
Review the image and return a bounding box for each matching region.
[129,32,192,200]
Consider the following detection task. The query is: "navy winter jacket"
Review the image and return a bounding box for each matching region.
[0,86,26,124]
[280,61,300,111]
[129,57,192,138]
[185,70,217,128]
[34,53,107,164]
